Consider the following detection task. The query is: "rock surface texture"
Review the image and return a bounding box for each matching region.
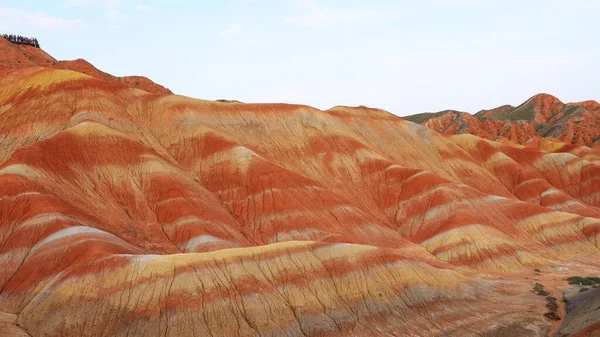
[1,39,600,337]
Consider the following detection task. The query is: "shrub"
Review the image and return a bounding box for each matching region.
[568,276,594,286]
[544,295,559,320]
[546,297,558,309]
[533,283,549,296]
[544,312,561,321]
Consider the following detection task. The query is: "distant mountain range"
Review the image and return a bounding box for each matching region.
[404,93,600,148]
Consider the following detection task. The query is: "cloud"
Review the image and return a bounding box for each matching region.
[0,7,85,30]
[218,24,243,36]
[64,0,127,20]
[136,4,153,11]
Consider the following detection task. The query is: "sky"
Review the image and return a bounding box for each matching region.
[1,0,599,116]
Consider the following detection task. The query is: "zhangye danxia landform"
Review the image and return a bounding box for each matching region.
[0,35,599,337]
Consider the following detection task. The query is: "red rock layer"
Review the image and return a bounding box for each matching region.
[421,110,540,145]
[0,48,599,336]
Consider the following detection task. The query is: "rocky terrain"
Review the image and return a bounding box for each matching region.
[404,94,600,148]
[0,37,600,336]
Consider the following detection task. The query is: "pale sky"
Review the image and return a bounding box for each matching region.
[1,0,599,115]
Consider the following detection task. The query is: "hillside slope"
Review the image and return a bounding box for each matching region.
[0,45,600,336]
[0,37,171,95]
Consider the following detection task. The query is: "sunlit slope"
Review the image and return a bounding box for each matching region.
[0,64,599,335]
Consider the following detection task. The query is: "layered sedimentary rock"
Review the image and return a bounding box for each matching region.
[404,94,600,148]
[1,39,600,336]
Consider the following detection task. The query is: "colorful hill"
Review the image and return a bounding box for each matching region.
[1,40,600,336]
[404,93,600,148]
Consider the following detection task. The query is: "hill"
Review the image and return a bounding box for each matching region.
[405,93,600,148]
[0,37,171,95]
[0,43,600,336]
